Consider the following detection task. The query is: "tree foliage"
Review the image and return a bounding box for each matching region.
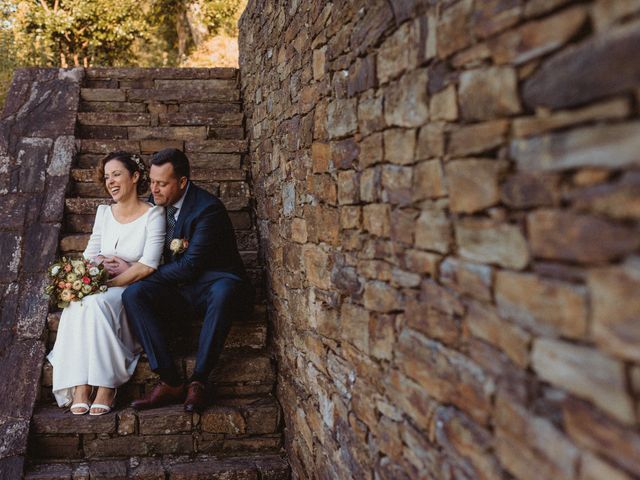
[2,0,245,68]
[11,0,149,67]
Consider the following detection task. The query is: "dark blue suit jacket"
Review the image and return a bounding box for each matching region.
[149,182,248,286]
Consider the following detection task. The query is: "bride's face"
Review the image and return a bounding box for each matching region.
[104,159,138,202]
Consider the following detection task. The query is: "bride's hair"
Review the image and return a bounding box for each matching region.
[96,151,150,195]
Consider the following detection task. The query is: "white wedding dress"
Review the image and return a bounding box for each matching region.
[47,204,165,407]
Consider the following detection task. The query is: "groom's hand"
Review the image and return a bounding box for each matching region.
[103,256,131,277]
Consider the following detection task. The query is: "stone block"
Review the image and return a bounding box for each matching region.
[311,142,330,173]
[383,128,416,165]
[363,204,391,237]
[581,452,634,480]
[128,127,207,141]
[384,68,429,127]
[397,329,494,425]
[532,338,634,424]
[589,259,640,362]
[455,218,529,269]
[570,171,640,220]
[495,392,579,480]
[331,138,360,169]
[30,434,82,459]
[358,96,385,135]
[439,257,492,302]
[80,89,126,102]
[138,406,193,434]
[359,132,383,168]
[185,139,248,154]
[337,170,359,205]
[302,244,332,290]
[430,85,458,121]
[437,0,473,58]
[511,122,640,171]
[522,20,640,109]
[200,406,245,434]
[377,22,417,84]
[445,159,507,213]
[448,120,509,157]
[0,232,21,282]
[415,201,451,254]
[500,172,559,208]
[513,98,630,138]
[327,98,357,139]
[381,165,412,205]
[489,6,587,65]
[348,54,377,97]
[84,434,193,457]
[416,123,445,159]
[496,270,587,338]
[459,66,521,120]
[527,210,639,263]
[79,140,140,154]
[340,302,370,353]
[31,406,116,434]
[563,397,640,477]
[465,300,530,368]
[363,281,401,313]
[77,112,150,126]
[413,159,446,201]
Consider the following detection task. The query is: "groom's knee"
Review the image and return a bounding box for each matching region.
[122,281,147,308]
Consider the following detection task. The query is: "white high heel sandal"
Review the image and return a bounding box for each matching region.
[69,386,94,415]
[90,388,117,416]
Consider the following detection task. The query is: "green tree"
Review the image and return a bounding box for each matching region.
[11,0,149,67]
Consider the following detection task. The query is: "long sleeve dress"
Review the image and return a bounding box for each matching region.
[47,204,165,407]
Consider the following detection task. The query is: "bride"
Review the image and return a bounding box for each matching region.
[47,151,165,415]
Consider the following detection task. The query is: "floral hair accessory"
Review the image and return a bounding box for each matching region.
[170,238,189,256]
[131,154,150,183]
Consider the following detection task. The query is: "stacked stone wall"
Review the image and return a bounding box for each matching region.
[239,1,640,478]
[0,68,81,476]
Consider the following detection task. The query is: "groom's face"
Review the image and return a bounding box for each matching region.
[149,163,187,206]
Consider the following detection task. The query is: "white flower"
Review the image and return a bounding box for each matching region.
[82,284,92,294]
[50,265,60,276]
[66,272,77,282]
[88,266,100,276]
[99,285,108,292]
[72,280,83,291]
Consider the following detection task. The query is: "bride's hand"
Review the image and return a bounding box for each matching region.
[103,256,131,277]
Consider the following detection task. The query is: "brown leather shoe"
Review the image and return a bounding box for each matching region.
[184,381,207,413]
[130,382,186,410]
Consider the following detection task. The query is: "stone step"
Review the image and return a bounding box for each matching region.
[80,87,240,104]
[41,349,276,402]
[77,111,243,127]
[77,125,244,141]
[85,67,238,81]
[30,396,282,461]
[29,396,282,459]
[79,101,243,116]
[45,306,268,352]
[79,139,248,155]
[25,454,289,479]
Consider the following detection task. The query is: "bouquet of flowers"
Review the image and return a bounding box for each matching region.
[44,257,109,308]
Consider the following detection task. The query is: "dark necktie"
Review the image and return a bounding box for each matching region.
[165,205,178,251]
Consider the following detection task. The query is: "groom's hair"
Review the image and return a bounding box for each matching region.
[151,148,190,180]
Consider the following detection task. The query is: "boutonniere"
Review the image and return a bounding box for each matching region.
[170,238,189,256]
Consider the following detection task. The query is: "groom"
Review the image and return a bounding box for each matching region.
[122,148,252,413]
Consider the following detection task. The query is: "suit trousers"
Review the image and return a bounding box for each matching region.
[123,275,252,380]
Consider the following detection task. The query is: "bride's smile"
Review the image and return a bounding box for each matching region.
[104,160,139,202]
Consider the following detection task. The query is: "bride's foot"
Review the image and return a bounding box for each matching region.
[70,385,92,415]
[90,387,117,416]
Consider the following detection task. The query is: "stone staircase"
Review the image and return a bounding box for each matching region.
[24,68,288,479]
